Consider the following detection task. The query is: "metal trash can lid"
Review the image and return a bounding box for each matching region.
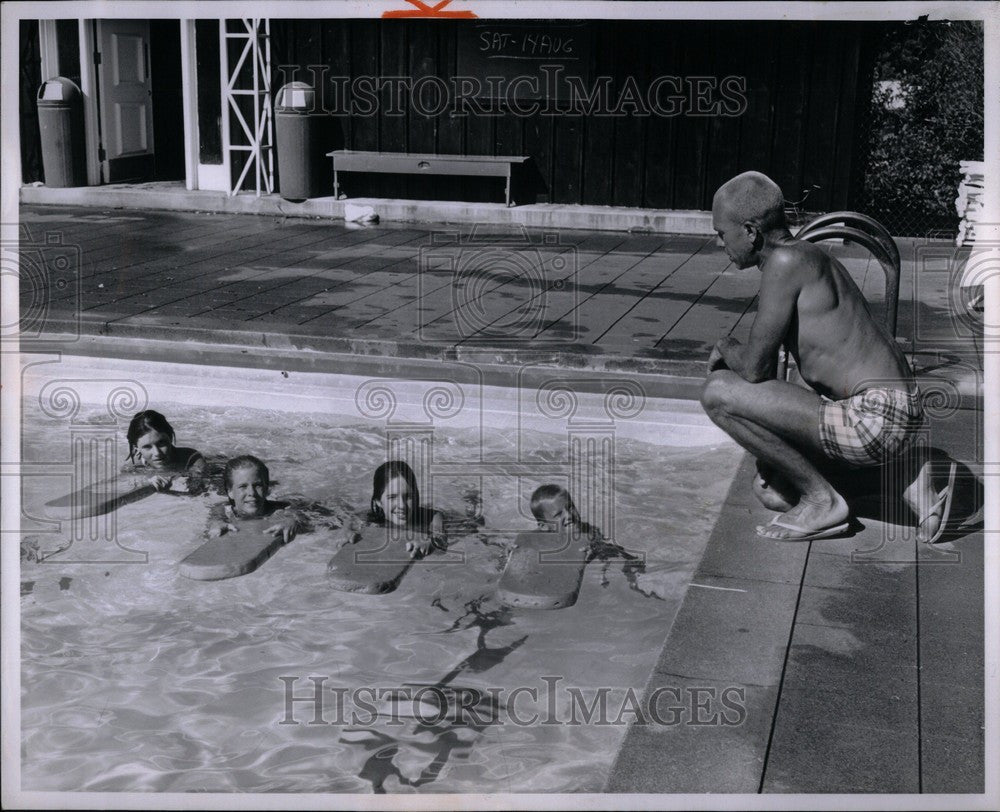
[38,76,83,105]
[275,82,315,112]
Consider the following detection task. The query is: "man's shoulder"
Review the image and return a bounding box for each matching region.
[761,241,829,281]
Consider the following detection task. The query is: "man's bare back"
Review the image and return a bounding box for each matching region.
[764,240,914,400]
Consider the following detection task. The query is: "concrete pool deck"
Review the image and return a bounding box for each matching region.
[14,200,987,795]
[16,201,984,405]
[607,407,985,793]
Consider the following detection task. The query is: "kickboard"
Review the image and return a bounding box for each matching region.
[44,478,159,521]
[327,527,419,595]
[496,530,590,610]
[179,518,284,581]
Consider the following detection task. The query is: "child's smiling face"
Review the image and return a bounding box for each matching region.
[135,429,173,469]
[227,465,269,517]
[537,494,579,531]
[380,476,413,528]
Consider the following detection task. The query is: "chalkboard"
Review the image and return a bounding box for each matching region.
[457,21,592,99]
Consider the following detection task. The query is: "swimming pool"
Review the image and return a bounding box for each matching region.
[18,355,739,794]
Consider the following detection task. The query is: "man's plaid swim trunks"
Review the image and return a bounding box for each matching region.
[819,387,924,466]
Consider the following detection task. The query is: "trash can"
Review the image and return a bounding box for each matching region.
[37,77,85,188]
[274,82,323,201]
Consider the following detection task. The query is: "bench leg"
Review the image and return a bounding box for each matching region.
[333,170,339,200]
[505,168,512,207]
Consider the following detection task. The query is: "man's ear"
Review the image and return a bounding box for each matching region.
[744,222,763,249]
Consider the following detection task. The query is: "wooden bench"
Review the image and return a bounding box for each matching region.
[328,150,530,207]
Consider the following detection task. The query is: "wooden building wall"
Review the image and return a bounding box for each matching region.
[270,19,879,211]
[18,18,878,209]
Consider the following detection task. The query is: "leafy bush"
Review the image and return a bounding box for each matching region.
[860,21,984,237]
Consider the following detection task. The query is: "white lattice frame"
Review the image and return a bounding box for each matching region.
[223,19,274,196]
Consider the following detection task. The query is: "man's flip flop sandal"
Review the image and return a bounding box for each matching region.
[918,461,957,545]
[756,516,852,542]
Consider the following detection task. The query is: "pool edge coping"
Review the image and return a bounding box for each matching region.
[20,325,985,411]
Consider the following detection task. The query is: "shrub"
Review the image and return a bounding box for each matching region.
[860,21,984,237]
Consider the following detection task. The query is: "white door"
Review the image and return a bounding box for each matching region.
[96,20,155,182]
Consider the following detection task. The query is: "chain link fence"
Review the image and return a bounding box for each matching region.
[854,20,985,239]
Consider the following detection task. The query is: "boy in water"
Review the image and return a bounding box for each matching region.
[207,455,304,543]
[528,484,603,550]
[530,484,584,533]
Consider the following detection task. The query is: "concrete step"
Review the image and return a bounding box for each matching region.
[20,183,716,235]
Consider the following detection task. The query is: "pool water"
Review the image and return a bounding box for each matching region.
[18,359,740,794]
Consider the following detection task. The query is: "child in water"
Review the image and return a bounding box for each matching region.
[207,455,304,543]
[530,484,587,534]
[346,460,445,557]
[529,483,647,589]
[125,410,206,491]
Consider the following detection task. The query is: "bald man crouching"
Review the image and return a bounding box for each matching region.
[701,171,949,541]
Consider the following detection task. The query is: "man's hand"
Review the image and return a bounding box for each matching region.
[708,336,738,373]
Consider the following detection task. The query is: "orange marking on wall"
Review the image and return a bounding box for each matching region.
[382,0,477,19]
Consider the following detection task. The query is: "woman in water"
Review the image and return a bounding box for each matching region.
[125,410,206,491]
[206,455,304,543]
[355,460,446,557]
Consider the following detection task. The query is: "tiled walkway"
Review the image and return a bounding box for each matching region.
[607,408,985,793]
[20,204,980,382]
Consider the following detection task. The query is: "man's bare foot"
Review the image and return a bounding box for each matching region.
[756,491,851,541]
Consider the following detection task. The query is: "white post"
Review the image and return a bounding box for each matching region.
[264,18,273,194]
[179,19,198,190]
[252,19,260,196]
[38,20,59,79]
[218,19,232,195]
[77,19,100,186]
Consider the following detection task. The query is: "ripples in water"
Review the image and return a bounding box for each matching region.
[20,398,739,793]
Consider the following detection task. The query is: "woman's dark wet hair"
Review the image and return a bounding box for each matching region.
[223,455,269,492]
[126,410,175,463]
[368,460,421,524]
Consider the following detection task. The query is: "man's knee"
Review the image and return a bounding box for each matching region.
[700,370,739,417]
